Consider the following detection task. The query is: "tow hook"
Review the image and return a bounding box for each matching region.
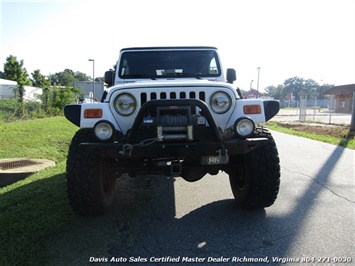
[170,160,182,176]
[119,144,133,156]
[217,146,229,164]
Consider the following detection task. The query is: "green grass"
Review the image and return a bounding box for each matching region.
[265,121,355,150]
[0,117,78,265]
[0,163,72,265]
[0,116,154,265]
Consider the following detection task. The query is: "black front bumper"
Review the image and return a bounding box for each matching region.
[69,98,273,160]
[79,137,268,159]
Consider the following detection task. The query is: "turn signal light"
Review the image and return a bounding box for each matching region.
[84,109,103,118]
[243,105,261,114]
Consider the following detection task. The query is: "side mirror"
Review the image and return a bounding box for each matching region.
[226,68,236,84]
[104,70,115,87]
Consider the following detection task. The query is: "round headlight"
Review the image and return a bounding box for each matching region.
[234,117,255,137]
[114,93,137,116]
[210,91,232,114]
[94,121,114,141]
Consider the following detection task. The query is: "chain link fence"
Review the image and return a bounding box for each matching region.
[272,96,351,125]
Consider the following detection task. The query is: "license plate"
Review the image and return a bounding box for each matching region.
[201,156,229,165]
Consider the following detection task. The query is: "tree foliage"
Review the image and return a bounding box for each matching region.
[49,69,90,86]
[264,76,333,101]
[41,85,80,116]
[3,55,33,117]
[31,70,81,116]
[31,69,51,89]
[3,55,32,86]
[1,56,84,120]
[265,85,285,100]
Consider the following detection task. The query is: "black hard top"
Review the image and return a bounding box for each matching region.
[120,46,218,51]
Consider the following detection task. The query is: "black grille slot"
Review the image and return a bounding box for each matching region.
[141,93,147,104]
[140,90,205,105]
[199,91,205,101]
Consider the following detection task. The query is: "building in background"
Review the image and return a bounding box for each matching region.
[0,78,17,99]
[0,78,42,101]
[74,81,105,102]
[324,84,355,113]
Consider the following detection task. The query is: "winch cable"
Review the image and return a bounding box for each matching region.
[160,114,188,126]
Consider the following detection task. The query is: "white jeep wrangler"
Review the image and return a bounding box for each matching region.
[64,46,280,216]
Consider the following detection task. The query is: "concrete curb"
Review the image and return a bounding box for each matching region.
[0,158,56,187]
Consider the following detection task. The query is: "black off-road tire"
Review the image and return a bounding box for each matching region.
[66,128,116,216]
[229,125,280,208]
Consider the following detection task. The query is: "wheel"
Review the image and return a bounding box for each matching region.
[66,129,116,216]
[228,125,280,208]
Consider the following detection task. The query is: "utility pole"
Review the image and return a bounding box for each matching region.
[256,67,261,98]
[350,92,355,132]
[88,59,95,100]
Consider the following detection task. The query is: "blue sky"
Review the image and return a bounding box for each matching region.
[1,0,355,91]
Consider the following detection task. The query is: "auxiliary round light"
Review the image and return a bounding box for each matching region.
[94,121,114,141]
[210,91,232,114]
[234,117,255,137]
[114,93,137,116]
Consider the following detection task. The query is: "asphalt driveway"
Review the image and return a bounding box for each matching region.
[109,131,355,265]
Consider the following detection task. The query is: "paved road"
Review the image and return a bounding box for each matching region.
[110,131,355,265]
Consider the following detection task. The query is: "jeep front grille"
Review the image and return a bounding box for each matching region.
[140,91,206,105]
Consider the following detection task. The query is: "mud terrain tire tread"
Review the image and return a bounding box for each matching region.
[229,125,280,208]
[66,129,115,216]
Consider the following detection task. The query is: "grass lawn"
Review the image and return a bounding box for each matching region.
[265,121,355,150]
[0,117,78,265]
[0,116,154,265]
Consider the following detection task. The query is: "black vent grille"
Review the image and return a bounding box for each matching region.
[140,91,205,105]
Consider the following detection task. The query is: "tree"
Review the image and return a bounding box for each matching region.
[31,70,52,114]
[283,76,306,100]
[3,55,32,117]
[265,85,284,100]
[74,71,90,82]
[3,55,32,85]
[49,69,76,86]
[318,83,333,99]
[31,69,50,88]
[304,79,319,99]
[49,69,93,86]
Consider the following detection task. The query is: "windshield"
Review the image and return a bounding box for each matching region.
[119,50,221,79]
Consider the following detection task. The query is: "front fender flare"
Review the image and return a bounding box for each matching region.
[263,100,280,121]
[64,104,81,127]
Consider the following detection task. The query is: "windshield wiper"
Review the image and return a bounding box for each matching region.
[123,74,157,80]
[163,73,202,79]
